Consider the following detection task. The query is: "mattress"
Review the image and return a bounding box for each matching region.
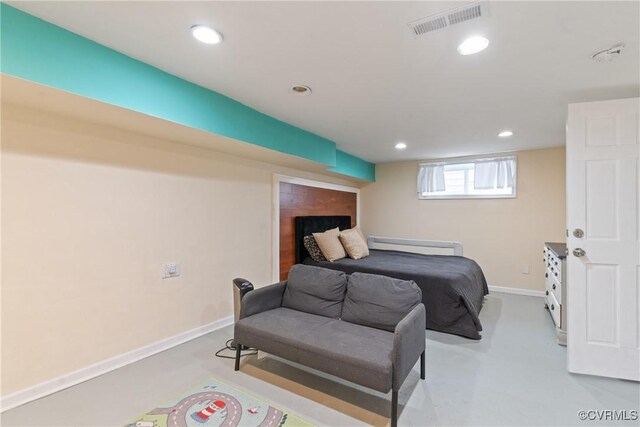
[304,249,489,339]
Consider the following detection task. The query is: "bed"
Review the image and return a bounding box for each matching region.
[295,216,489,339]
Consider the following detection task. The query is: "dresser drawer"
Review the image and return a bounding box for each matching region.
[552,258,562,279]
[544,274,558,303]
[551,276,562,304]
[547,291,561,327]
[544,280,552,301]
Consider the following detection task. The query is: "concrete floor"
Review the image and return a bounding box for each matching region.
[2,293,639,426]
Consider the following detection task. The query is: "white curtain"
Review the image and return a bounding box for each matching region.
[417,164,446,194]
[474,158,515,189]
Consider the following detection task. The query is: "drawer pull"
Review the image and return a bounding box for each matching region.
[552,284,556,290]
[545,273,548,278]
[551,304,555,311]
[554,272,558,277]
[545,290,549,296]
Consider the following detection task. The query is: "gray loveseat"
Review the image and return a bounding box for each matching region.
[234,264,426,427]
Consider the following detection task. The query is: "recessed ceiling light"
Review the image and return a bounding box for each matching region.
[291,85,312,95]
[191,25,223,44]
[395,142,407,150]
[498,130,514,137]
[457,36,489,55]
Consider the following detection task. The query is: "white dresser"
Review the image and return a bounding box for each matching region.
[543,242,567,346]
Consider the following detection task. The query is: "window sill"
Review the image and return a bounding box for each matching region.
[418,193,517,200]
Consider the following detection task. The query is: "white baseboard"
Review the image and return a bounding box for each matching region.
[0,315,233,413]
[488,285,545,298]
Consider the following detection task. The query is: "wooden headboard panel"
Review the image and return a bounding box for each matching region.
[279,182,357,280]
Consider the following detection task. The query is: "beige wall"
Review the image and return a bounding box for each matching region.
[360,147,566,292]
[0,105,359,395]
[0,101,566,395]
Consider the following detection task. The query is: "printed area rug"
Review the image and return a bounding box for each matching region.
[126,378,314,427]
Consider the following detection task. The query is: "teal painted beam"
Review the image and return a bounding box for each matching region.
[0,4,375,181]
[329,150,376,182]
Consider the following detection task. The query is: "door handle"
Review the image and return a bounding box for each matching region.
[573,248,586,257]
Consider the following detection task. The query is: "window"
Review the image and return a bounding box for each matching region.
[417,155,517,199]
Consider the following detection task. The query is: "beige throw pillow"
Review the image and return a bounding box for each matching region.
[339,228,370,260]
[313,227,347,262]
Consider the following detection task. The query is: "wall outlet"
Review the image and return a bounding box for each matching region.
[521,263,530,275]
[163,263,181,279]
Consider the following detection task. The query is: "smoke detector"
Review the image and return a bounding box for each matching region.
[592,44,625,63]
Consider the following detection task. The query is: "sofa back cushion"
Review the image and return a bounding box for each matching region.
[341,272,422,332]
[282,265,347,318]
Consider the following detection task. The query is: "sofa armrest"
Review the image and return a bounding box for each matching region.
[392,303,426,391]
[239,281,286,319]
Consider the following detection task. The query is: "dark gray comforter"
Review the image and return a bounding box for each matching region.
[304,249,489,339]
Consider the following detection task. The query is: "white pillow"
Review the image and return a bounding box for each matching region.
[339,227,370,260]
[313,227,347,262]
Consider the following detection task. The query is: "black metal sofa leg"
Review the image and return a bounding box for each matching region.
[421,350,426,380]
[391,390,398,427]
[234,344,242,371]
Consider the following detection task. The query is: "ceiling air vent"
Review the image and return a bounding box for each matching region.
[448,4,482,25]
[408,2,488,37]
[413,16,448,35]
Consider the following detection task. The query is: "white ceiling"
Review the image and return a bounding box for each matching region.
[8,1,640,163]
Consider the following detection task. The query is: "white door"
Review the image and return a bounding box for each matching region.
[567,98,640,381]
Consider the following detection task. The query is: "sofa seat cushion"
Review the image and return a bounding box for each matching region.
[234,308,394,393]
[235,307,334,348]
